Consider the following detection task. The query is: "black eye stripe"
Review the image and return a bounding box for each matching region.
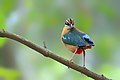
[65,22,70,25]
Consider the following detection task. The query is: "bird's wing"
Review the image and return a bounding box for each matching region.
[62,29,88,47]
[82,34,94,46]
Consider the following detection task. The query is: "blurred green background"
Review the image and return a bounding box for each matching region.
[0,0,120,80]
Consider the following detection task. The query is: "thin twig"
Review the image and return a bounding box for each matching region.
[43,41,47,49]
[0,30,112,80]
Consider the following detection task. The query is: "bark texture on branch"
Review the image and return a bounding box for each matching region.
[0,30,112,80]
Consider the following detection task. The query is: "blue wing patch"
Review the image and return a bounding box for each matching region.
[82,34,94,46]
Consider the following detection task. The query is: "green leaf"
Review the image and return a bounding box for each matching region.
[0,12,6,47]
[0,12,6,29]
[0,67,20,80]
[0,38,6,47]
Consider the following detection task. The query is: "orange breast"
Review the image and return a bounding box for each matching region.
[64,43,79,52]
[61,26,69,46]
[61,26,70,36]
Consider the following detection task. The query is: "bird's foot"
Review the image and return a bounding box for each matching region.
[67,59,74,69]
[83,64,85,67]
[69,59,74,63]
[83,65,86,69]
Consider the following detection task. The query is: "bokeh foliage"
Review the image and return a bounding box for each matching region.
[0,0,120,80]
[0,67,20,80]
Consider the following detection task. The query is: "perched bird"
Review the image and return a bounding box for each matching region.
[61,18,95,66]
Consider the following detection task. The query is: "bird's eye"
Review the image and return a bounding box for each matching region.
[65,22,69,26]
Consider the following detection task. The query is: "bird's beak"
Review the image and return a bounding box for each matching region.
[67,24,73,30]
[70,24,73,28]
[66,24,73,30]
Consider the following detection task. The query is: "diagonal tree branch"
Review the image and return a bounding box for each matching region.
[0,30,111,80]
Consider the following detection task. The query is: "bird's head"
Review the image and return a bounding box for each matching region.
[65,18,74,30]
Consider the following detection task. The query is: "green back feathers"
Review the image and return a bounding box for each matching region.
[62,29,88,47]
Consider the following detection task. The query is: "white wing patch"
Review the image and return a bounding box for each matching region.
[62,36,67,40]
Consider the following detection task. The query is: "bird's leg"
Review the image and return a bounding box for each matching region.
[82,48,85,67]
[69,48,78,62]
[67,48,78,69]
